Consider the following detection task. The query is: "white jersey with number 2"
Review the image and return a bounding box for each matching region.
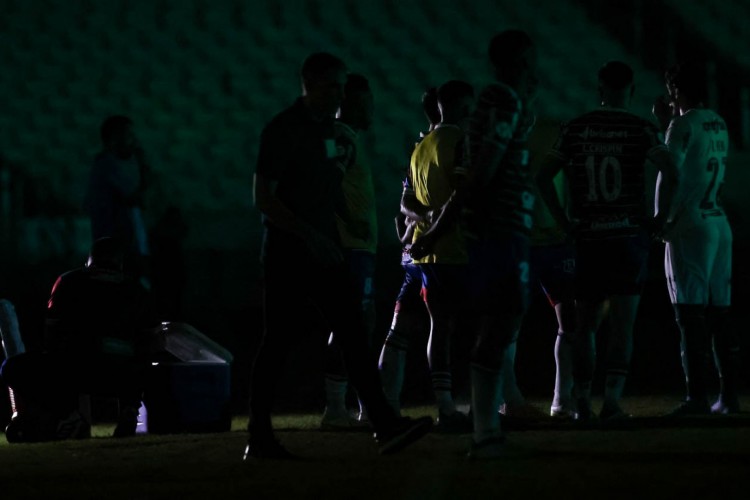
[664,108,729,233]
[662,108,732,306]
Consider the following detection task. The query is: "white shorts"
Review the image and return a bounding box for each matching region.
[664,217,732,306]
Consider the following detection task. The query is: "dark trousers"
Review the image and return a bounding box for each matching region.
[248,254,395,438]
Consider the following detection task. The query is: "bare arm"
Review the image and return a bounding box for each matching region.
[400,188,432,223]
[395,214,416,246]
[649,147,679,237]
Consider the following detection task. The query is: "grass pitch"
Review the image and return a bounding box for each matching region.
[1,396,749,499]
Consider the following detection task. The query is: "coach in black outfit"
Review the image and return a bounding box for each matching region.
[245,52,432,459]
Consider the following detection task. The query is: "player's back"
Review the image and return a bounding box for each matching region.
[666,108,729,229]
[554,107,663,240]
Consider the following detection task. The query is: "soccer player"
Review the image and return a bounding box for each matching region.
[321,73,378,429]
[417,31,539,457]
[500,119,577,421]
[652,62,738,415]
[401,80,475,432]
[246,53,432,459]
[378,88,440,415]
[537,61,677,423]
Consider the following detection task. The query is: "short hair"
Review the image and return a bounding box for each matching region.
[666,62,709,103]
[488,30,534,69]
[300,52,346,85]
[598,61,634,91]
[437,80,475,110]
[100,115,133,143]
[345,73,370,95]
[87,237,124,270]
[422,87,440,126]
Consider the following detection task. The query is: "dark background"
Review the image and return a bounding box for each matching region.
[1,0,749,423]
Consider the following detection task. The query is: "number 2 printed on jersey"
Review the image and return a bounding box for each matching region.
[700,156,726,213]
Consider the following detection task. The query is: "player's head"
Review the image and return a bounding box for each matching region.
[86,237,125,271]
[337,73,374,131]
[301,52,347,118]
[422,87,441,131]
[665,62,708,110]
[598,61,635,107]
[488,30,537,102]
[100,115,136,159]
[437,80,475,127]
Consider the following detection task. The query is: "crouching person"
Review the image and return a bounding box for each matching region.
[2,237,159,441]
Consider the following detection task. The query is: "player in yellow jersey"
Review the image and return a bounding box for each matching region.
[321,74,379,429]
[379,89,440,415]
[406,80,475,432]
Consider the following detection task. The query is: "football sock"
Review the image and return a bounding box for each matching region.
[709,306,739,403]
[603,370,627,411]
[675,304,710,403]
[431,371,456,415]
[553,332,574,409]
[379,329,408,414]
[471,363,503,442]
[324,375,349,416]
[501,341,525,408]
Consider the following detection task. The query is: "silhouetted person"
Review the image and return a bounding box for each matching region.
[322,73,379,428]
[85,115,151,287]
[246,52,432,459]
[538,61,677,424]
[1,237,158,440]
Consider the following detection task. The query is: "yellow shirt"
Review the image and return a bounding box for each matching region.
[336,125,378,253]
[410,125,467,264]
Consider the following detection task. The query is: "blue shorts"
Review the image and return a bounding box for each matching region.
[419,263,466,308]
[530,243,575,306]
[575,233,650,301]
[467,232,531,317]
[395,262,423,313]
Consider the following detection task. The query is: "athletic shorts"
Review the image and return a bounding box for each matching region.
[395,262,423,313]
[466,232,531,317]
[418,263,467,308]
[530,243,575,306]
[665,217,732,306]
[575,232,650,301]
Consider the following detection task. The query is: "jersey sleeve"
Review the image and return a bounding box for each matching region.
[664,116,691,170]
[459,83,521,182]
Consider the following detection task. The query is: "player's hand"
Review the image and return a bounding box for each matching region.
[409,233,435,260]
[426,207,443,226]
[649,214,674,242]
